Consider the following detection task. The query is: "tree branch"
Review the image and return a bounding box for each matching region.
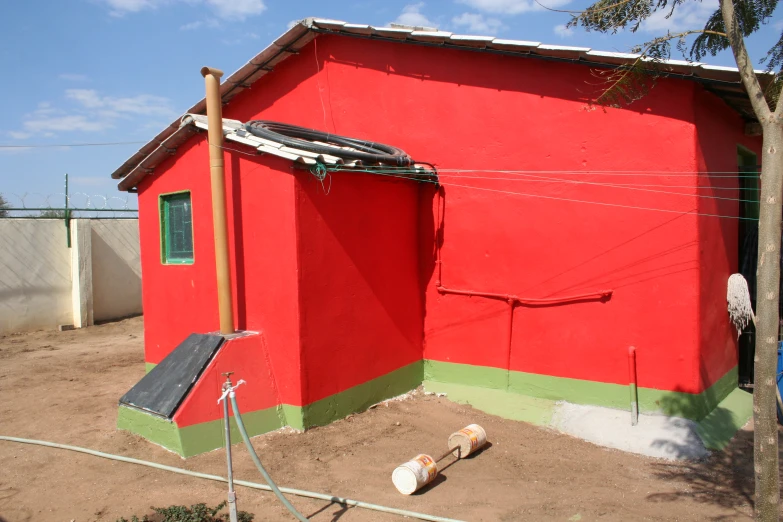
[720,0,771,121]
[594,30,726,106]
[535,0,633,16]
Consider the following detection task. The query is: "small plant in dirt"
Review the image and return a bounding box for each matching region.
[116,501,254,522]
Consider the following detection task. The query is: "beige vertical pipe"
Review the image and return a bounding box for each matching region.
[201,66,235,335]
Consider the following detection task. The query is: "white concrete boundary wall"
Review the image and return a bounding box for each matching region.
[0,219,142,334]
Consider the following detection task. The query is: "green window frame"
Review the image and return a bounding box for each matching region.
[160,191,194,265]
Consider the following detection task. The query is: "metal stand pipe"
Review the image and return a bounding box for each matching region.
[222,373,239,522]
[628,346,639,426]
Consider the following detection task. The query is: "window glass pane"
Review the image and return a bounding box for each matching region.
[161,192,193,263]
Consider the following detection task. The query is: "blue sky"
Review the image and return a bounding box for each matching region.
[1,0,781,210]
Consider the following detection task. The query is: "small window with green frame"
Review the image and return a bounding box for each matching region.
[160,191,194,264]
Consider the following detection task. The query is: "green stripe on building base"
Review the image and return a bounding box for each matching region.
[423,360,752,451]
[118,360,423,457]
[117,404,286,458]
[424,360,738,420]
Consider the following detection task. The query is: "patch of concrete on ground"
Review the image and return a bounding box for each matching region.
[551,402,709,460]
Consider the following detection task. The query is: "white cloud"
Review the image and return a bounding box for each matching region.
[452,12,504,33]
[98,0,265,20]
[392,3,438,28]
[775,20,783,30]
[205,0,266,20]
[553,23,573,38]
[180,20,204,30]
[641,0,718,33]
[457,0,572,15]
[100,0,161,17]
[24,114,110,133]
[179,19,220,30]
[12,89,176,136]
[65,89,176,118]
[59,73,89,82]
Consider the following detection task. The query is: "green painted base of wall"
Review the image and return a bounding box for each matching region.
[423,361,752,452]
[145,362,157,374]
[124,358,749,456]
[424,360,738,421]
[118,361,423,457]
[696,387,754,450]
[299,361,423,428]
[423,380,557,425]
[117,404,286,457]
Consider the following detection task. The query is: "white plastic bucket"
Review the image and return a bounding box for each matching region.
[392,453,438,495]
[448,424,487,458]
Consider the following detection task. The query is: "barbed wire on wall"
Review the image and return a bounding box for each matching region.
[0,192,138,219]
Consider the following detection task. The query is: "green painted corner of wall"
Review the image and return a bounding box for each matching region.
[117,405,183,455]
[424,360,740,421]
[424,360,507,389]
[145,362,157,374]
[280,404,305,431]
[303,361,423,428]
[637,367,738,421]
[423,380,555,425]
[696,387,753,450]
[178,407,285,457]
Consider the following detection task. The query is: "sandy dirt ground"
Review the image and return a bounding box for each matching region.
[0,317,774,521]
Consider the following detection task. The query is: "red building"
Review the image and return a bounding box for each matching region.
[113,18,764,457]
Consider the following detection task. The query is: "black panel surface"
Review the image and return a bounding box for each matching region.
[119,333,224,418]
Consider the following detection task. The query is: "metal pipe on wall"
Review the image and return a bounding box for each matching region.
[628,346,639,426]
[201,66,235,335]
[433,185,613,384]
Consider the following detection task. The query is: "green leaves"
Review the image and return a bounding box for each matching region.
[116,501,254,522]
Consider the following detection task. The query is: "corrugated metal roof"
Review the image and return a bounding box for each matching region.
[117,114,430,191]
[112,17,772,191]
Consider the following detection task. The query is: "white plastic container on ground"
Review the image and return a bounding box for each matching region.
[392,454,439,495]
[447,424,487,458]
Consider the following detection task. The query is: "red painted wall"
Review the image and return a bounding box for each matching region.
[174,333,280,428]
[137,32,761,408]
[694,88,762,391]
[138,138,303,405]
[294,172,423,405]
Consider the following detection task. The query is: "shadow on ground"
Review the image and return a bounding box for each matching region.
[646,392,766,521]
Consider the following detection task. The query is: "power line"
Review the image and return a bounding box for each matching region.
[327,166,758,204]
[0,141,147,148]
[330,165,762,178]
[437,174,758,190]
[339,169,757,221]
[437,172,758,203]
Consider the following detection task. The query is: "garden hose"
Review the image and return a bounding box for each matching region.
[228,392,308,521]
[0,435,463,522]
[244,121,414,166]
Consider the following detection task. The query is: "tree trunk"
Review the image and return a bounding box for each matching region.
[754,122,783,522]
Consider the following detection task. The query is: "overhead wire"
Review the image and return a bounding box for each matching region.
[435,172,759,203]
[329,168,758,221]
[324,165,759,204]
[326,164,762,178]
[0,141,147,148]
[202,129,761,220]
[433,175,758,191]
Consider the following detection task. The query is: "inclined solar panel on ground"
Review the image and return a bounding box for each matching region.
[119,333,224,418]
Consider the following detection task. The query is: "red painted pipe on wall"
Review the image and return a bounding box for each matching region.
[628,346,639,425]
[433,185,613,382]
